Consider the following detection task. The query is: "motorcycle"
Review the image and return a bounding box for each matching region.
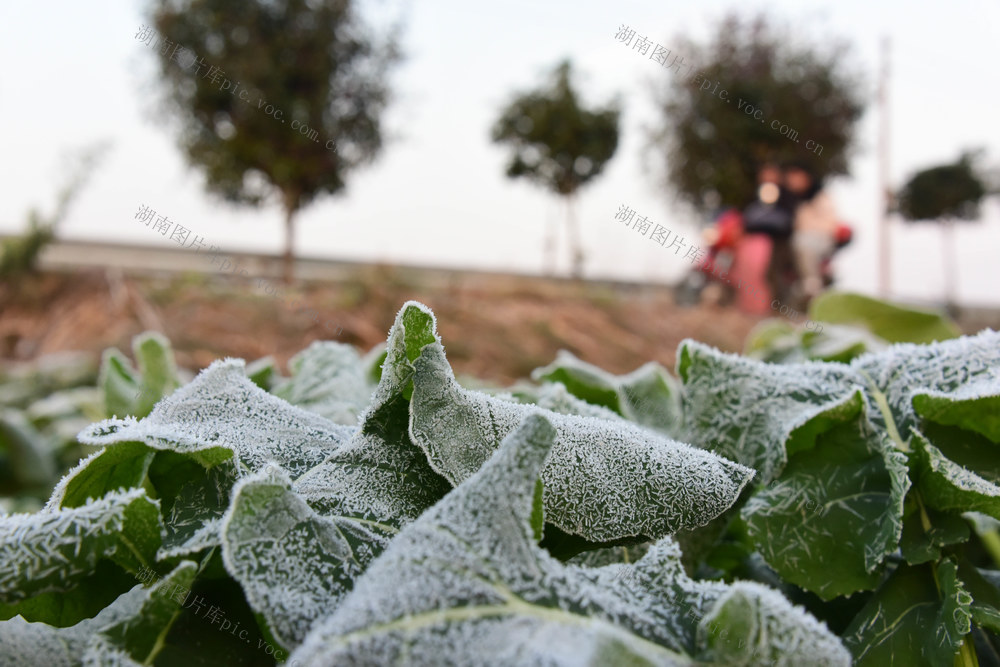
[674,207,852,308]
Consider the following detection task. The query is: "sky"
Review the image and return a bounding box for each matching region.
[1,0,998,307]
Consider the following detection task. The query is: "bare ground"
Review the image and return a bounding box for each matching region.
[0,264,956,385]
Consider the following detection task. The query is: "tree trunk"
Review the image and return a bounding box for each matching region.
[943,217,957,313]
[565,193,584,279]
[543,213,557,275]
[282,205,296,285]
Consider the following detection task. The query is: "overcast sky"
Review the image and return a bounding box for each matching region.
[1,0,998,306]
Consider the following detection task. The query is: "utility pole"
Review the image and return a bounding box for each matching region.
[877,36,892,297]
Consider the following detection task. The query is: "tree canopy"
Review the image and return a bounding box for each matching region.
[491,60,620,276]
[648,13,865,212]
[897,151,988,222]
[149,0,401,281]
[491,60,620,198]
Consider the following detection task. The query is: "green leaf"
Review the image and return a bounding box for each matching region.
[272,341,375,424]
[899,502,969,565]
[843,559,972,666]
[100,561,199,663]
[361,343,387,385]
[220,466,395,649]
[0,489,162,606]
[618,362,684,436]
[44,442,155,510]
[678,339,861,481]
[291,414,850,665]
[956,559,1000,633]
[745,320,887,365]
[0,561,198,666]
[911,429,1000,520]
[411,341,754,541]
[913,376,1000,443]
[99,332,181,420]
[742,392,909,599]
[530,478,545,543]
[809,291,961,344]
[98,347,140,419]
[852,329,1000,445]
[800,324,889,363]
[0,409,57,490]
[744,318,799,357]
[244,356,277,390]
[0,560,138,626]
[158,462,235,559]
[80,359,354,478]
[532,352,684,435]
[512,381,627,421]
[531,350,624,411]
[0,582,149,666]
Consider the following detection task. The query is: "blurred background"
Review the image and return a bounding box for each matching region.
[1,0,998,384]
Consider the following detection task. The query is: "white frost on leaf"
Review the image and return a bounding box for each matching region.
[678,339,864,482]
[852,328,1000,437]
[272,341,375,425]
[290,413,849,666]
[0,585,146,667]
[78,359,355,479]
[220,466,395,649]
[290,302,451,526]
[0,488,159,603]
[0,561,196,666]
[410,342,754,541]
[698,583,852,666]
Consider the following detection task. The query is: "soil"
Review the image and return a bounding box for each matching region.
[0,265,902,385]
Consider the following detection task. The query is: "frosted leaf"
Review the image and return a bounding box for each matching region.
[851,328,1000,440]
[532,350,622,410]
[157,463,234,559]
[290,414,849,666]
[291,302,450,526]
[81,638,144,666]
[0,488,161,605]
[0,561,195,667]
[511,381,627,421]
[99,331,181,420]
[533,351,684,435]
[79,359,355,479]
[567,543,651,569]
[912,373,1000,442]
[698,582,853,665]
[741,391,910,599]
[0,586,146,667]
[843,558,972,665]
[677,340,864,482]
[0,409,57,487]
[272,341,375,425]
[912,430,1000,520]
[95,561,199,662]
[410,342,754,541]
[43,442,154,511]
[221,466,395,649]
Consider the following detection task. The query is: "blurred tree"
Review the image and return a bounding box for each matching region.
[648,13,865,212]
[149,0,401,283]
[491,61,620,278]
[897,150,989,311]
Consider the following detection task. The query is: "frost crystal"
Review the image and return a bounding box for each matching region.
[290,414,850,666]
[78,359,355,479]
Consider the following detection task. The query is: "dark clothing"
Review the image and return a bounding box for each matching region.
[741,185,799,303]
[741,188,798,239]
